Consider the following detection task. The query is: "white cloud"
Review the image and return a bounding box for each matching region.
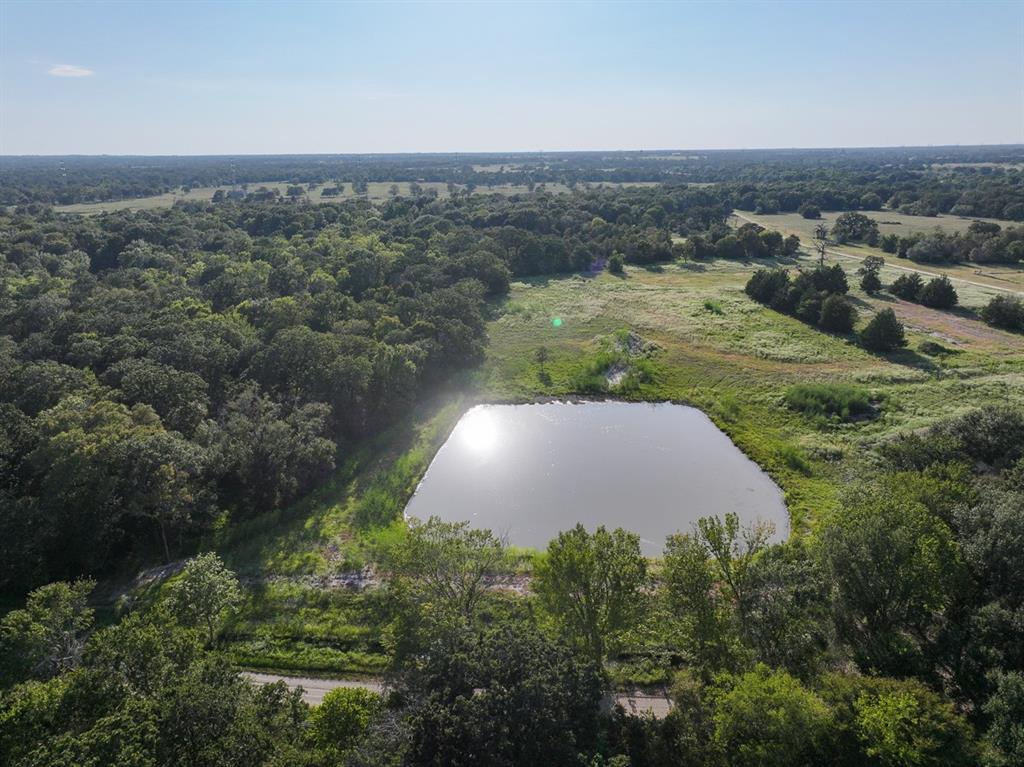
[48,64,94,78]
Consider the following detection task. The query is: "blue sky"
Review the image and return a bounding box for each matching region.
[1,0,1021,155]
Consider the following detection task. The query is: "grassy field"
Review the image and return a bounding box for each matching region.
[53,180,660,215]
[735,209,1024,293]
[209,250,1024,676]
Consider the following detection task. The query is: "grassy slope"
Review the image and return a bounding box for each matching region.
[216,252,1024,675]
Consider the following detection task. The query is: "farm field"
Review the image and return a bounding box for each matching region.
[735,209,1024,292]
[52,179,661,214]
[215,251,1024,676]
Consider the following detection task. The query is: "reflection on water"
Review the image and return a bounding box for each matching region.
[404,402,789,555]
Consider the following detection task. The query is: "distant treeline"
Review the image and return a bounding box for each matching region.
[3,145,1024,212]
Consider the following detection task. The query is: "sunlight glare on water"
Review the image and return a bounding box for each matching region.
[456,406,500,453]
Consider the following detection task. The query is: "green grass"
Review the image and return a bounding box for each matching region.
[785,383,875,422]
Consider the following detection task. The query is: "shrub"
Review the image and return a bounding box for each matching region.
[715,235,745,260]
[703,299,723,315]
[918,276,958,309]
[308,687,382,757]
[890,272,924,301]
[860,309,906,352]
[745,268,790,305]
[880,234,899,253]
[799,203,821,220]
[608,253,625,274]
[785,384,873,421]
[980,294,1024,331]
[818,295,858,333]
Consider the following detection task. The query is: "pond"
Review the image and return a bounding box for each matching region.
[404,402,788,555]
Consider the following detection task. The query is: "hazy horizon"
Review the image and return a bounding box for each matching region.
[2,0,1021,155]
[3,142,1024,159]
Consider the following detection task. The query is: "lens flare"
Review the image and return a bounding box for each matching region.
[458,408,499,453]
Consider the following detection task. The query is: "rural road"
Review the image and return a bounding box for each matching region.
[242,671,383,706]
[243,671,673,718]
[732,212,1023,295]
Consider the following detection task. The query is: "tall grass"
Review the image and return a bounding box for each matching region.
[784,383,874,422]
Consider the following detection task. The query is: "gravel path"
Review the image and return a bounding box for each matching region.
[243,671,673,717]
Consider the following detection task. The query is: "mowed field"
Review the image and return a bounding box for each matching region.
[213,251,1024,676]
[53,180,661,215]
[735,209,1024,292]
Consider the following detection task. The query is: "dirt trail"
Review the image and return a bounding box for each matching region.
[244,671,673,717]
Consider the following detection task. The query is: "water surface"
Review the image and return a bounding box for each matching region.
[405,402,788,555]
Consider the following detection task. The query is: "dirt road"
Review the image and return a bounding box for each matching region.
[243,671,672,717]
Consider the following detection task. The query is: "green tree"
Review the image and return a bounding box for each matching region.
[385,516,505,623]
[818,488,962,674]
[534,525,648,662]
[0,579,95,685]
[711,665,831,767]
[662,533,742,673]
[918,275,958,309]
[890,272,924,300]
[696,512,772,629]
[858,255,885,294]
[165,554,241,646]
[860,309,906,352]
[395,624,601,767]
[308,687,382,758]
[980,294,1024,331]
[818,294,858,333]
[820,674,977,767]
[983,671,1024,767]
[714,235,745,260]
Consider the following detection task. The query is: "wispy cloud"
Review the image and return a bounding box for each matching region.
[48,64,94,78]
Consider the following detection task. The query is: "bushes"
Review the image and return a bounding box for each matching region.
[860,309,906,352]
[745,268,791,305]
[785,384,873,421]
[918,275,958,309]
[980,294,1024,331]
[308,687,382,757]
[818,295,858,333]
[745,266,856,334]
[890,273,958,309]
[890,272,924,300]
